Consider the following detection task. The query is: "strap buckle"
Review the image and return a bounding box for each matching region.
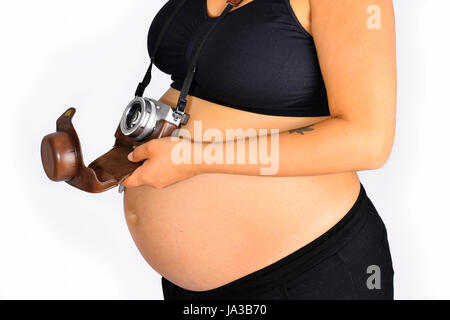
[172,110,190,125]
[176,97,187,114]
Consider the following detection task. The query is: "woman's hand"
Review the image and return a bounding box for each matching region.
[121,137,198,189]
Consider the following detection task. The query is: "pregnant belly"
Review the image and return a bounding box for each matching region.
[123,172,361,291]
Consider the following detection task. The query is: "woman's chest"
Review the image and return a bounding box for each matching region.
[148,0,328,116]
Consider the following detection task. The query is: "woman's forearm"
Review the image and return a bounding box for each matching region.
[195,116,393,177]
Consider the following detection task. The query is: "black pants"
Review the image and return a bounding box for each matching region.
[162,183,394,300]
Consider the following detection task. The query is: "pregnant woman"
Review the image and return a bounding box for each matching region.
[122,0,397,300]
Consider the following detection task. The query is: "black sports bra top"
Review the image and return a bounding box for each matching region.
[147,0,330,117]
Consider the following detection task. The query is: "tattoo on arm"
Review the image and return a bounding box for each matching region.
[289,125,315,135]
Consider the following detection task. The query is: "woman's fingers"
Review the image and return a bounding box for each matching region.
[120,137,196,190]
[122,160,161,188]
[128,140,155,162]
[122,165,146,188]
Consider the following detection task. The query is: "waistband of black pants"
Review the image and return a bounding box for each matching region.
[162,182,372,299]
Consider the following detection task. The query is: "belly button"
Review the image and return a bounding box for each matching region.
[125,210,140,226]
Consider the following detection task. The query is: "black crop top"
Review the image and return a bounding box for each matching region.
[147,0,330,117]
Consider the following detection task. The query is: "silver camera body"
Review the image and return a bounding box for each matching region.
[119,97,188,142]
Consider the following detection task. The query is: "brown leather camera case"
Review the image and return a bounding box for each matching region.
[41,108,177,193]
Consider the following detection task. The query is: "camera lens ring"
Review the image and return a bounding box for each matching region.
[120,97,157,141]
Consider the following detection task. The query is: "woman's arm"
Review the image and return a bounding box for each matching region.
[123,0,397,188]
[197,0,397,176]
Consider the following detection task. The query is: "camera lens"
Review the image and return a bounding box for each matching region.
[120,97,157,141]
[125,103,142,130]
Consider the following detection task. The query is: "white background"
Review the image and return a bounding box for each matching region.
[0,0,448,299]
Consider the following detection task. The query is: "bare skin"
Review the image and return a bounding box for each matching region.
[123,0,397,291]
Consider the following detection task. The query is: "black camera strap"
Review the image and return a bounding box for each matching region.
[135,0,243,121]
[135,0,188,98]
